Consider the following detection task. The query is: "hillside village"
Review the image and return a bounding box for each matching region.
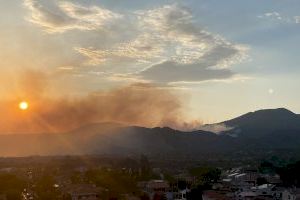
[0,156,300,200]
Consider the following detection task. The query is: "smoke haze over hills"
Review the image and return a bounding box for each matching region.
[0,70,201,134]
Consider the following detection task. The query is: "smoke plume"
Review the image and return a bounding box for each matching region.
[0,70,201,133]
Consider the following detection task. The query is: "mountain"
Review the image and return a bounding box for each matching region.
[0,123,236,157]
[0,108,300,159]
[220,108,300,138]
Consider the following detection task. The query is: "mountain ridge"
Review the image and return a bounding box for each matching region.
[219,108,300,138]
[0,108,300,158]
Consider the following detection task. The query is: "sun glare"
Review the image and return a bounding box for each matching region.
[19,101,29,110]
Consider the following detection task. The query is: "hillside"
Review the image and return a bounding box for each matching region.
[0,108,300,158]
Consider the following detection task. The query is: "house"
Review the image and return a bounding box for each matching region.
[173,189,190,200]
[145,180,170,194]
[202,190,231,200]
[263,174,282,185]
[282,190,296,200]
[275,188,300,200]
[139,180,171,200]
[65,184,105,200]
[236,191,257,200]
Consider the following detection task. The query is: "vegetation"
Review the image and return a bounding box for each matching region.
[0,173,26,200]
[85,168,139,199]
[189,167,221,186]
[277,160,300,186]
[35,175,61,200]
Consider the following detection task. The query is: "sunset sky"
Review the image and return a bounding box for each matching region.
[1,0,300,132]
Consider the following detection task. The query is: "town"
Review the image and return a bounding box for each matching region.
[0,155,300,200]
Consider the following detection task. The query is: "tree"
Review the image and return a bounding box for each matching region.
[189,167,221,185]
[277,161,300,186]
[187,186,203,200]
[140,154,151,175]
[256,177,268,186]
[0,174,26,200]
[35,175,61,200]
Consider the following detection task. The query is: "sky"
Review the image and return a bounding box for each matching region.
[0,0,300,132]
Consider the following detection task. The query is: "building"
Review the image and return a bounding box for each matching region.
[202,190,231,200]
[65,184,105,200]
[173,188,190,200]
[139,180,172,200]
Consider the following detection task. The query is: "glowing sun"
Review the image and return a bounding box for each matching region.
[19,101,29,110]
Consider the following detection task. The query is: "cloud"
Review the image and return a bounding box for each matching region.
[258,12,283,20]
[75,4,247,83]
[134,4,247,66]
[137,61,234,83]
[74,34,163,66]
[258,11,300,24]
[294,16,300,23]
[24,0,122,33]
[24,2,248,84]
